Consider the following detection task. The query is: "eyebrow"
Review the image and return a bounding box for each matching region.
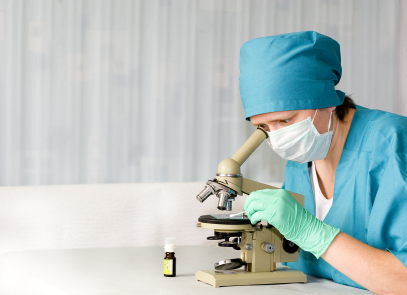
[251,114,296,126]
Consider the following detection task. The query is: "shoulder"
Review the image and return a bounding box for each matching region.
[354,105,407,132]
[351,105,407,167]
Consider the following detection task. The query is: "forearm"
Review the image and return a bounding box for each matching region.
[321,232,407,294]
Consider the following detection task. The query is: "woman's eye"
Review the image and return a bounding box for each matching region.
[280,119,291,124]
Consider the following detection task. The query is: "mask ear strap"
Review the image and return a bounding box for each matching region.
[328,111,332,131]
[311,109,318,124]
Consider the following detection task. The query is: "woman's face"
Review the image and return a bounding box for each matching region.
[250,107,336,134]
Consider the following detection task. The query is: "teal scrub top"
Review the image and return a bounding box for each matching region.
[282,105,407,289]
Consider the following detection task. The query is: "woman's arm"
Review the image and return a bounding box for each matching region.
[244,189,407,294]
[322,232,407,295]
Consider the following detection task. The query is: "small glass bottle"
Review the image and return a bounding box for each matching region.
[164,237,176,277]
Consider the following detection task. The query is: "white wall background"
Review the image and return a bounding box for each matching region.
[0,182,249,255]
[0,0,404,186]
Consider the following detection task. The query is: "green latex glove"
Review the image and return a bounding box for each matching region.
[244,188,340,259]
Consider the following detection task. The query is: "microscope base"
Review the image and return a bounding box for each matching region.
[195,269,307,288]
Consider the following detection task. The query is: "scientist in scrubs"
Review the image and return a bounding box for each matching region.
[240,31,407,294]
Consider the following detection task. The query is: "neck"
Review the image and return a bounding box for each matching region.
[313,108,356,200]
[315,108,356,174]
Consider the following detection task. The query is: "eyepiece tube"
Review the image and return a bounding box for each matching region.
[231,128,267,166]
[196,187,213,203]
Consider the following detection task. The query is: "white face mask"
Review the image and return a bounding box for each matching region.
[266,110,333,163]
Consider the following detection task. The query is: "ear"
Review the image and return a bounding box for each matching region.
[328,106,336,112]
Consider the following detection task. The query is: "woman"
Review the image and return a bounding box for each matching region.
[240,31,407,294]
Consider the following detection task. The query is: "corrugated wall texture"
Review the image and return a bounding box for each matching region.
[400,1,407,115]
[0,0,402,186]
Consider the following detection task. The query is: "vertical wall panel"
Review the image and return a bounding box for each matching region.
[400,0,407,116]
[0,0,402,186]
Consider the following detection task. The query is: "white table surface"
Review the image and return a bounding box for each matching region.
[0,246,372,295]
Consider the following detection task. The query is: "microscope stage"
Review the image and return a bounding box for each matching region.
[198,214,251,225]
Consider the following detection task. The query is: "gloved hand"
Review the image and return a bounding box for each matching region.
[244,188,340,259]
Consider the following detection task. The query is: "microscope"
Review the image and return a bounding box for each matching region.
[195,128,307,288]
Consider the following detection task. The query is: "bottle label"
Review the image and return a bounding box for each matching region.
[164,259,173,275]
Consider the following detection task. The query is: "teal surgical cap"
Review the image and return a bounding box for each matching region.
[239,31,345,120]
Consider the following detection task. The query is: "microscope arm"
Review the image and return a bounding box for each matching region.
[242,178,304,206]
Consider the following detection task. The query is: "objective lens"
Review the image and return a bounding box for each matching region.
[217,191,229,210]
[196,187,212,203]
[226,200,233,211]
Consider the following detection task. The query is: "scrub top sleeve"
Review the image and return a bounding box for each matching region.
[367,152,407,267]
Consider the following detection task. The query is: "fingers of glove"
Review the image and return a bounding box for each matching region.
[245,200,266,218]
[243,195,252,212]
[249,211,267,225]
[252,189,279,199]
[244,189,278,211]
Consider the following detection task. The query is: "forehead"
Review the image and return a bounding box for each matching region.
[250,110,302,124]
